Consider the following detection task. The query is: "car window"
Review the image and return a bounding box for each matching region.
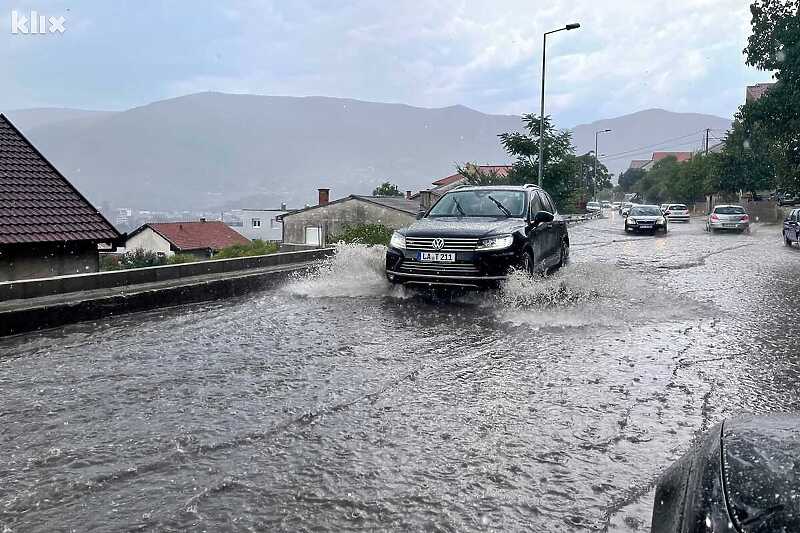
[669,204,687,210]
[630,206,662,216]
[714,206,746,215]
[428,189,526,217]
[530,193,545,214]
[542,193,556,213]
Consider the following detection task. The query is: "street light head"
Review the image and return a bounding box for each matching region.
[565,23,581,30]
[603,128,612,133]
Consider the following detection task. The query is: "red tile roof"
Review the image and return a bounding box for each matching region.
[652,151,693,163]
[143,221,249,252]
[746,83,775,103]
[0,114,120,245]
[431,165,512,186]
[628,159,650,169]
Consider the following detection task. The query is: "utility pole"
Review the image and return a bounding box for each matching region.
[538,23,581,187]
[594,129,611,201]
[705,128,711,156]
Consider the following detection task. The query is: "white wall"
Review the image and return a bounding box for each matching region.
[236,209,286,241]
[125,228,173,256]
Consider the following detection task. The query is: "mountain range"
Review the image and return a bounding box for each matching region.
[4,93,732,210]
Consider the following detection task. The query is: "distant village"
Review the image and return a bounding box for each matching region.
[0,83,774,282]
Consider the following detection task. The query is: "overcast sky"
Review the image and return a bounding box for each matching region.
[1,0,769,126]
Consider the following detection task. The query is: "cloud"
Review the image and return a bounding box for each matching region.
[1,0,767,124]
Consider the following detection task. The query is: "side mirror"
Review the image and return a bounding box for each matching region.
[533,210,554,225]
[416,210,426,220]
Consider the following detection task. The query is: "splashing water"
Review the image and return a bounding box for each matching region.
[284,243,405,298]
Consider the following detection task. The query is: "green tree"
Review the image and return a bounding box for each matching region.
[455,163,509,186]
[737,0,800,190]
[619,168,645,192]
[215,239,279,259]
[372,181,403,197]
[329,224,393,246]
[498,114,583,210]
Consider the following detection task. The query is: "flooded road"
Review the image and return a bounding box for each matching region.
[2,213,800,532]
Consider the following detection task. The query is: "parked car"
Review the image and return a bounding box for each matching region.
[664,203,690,222]
[652,414,799,533]
[783,208,800,246]
[778,193,798,206]
[624,204,668,234]
[705,205,750,233]
[601,201,612,208]
[586,201,602,212]
[620,202,635,217]
[611,202,622,210]
[660,203,669,213]
[385,185,569,288]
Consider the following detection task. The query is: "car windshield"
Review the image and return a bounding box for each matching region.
[630,206,662,216]
[715,206,746,214]
[428,190,526,217]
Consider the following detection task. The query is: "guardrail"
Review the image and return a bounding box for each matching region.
[0,248,334,303]
[562,211,602,223]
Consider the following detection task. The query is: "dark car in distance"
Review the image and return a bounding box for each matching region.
[624,204,668,234]
[783,208,800,246]
[652,414,800,533]
[385,185,569,288]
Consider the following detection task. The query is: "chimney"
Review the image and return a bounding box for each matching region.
[318,188,330,206]
[281,202,287,211]
[406,190,412,200]
[199,217,207,223]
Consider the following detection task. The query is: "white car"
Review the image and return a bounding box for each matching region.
[586,201,602,212]
[620,202,636,217]
[664,203,690,222]
[706,205,750,233]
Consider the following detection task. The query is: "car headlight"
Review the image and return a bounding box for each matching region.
[476,234,514,251]
[389,232,406,249]
[657,217,665,224]
[627,217,636,224]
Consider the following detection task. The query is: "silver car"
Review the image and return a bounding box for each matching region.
[706,205,750,233]
[665,203,690,222]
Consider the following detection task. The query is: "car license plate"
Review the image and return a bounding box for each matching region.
[723,223,736,228]
[418,252,455,262]
[639,224,653,229]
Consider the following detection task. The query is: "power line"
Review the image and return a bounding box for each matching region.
[600,139,708,162]
[597,129,707,161]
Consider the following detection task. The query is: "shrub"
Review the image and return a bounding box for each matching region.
[329,224,393,246]
[118,249,167,269]
[166,253,197,265]
[214,239,279,259]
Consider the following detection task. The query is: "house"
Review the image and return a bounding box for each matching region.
[0,114,121,281]
[628,159,650,170]
[640,151,693,171]
[412,165,512,208]
[232,206,294,242]
[279,189,420,246]
[125,220,250,259]
[746,83,775,103]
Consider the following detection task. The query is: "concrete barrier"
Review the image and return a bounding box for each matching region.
[0,248,334,303]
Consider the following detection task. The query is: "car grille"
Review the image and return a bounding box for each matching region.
[405,237,480,252]
[398,261,481,276]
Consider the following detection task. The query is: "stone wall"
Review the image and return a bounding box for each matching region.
[283,199,415,245]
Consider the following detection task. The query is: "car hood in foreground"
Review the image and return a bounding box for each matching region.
[402,217,526,238]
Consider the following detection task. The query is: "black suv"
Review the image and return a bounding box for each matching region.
[385,185,569,288]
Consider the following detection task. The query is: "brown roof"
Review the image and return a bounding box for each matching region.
[431,165,511,186]
[628,159,650,169]
[652,151,693,163]
[746,83,775,103]
[0,114,120,245]
[136,221,249,252]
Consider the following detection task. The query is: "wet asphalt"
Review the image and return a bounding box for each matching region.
[1,212,798,532]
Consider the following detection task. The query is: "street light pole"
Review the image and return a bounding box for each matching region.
[594,128,611,201]
[538,23,581,188]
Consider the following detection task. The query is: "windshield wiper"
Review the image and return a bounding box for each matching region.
[453,198,466,216]
[488,195,512,217]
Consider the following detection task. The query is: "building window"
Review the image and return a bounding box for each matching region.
[252,218,261,228]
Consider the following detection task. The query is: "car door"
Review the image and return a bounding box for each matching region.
[527,193,550,269]
[541,192,563,261]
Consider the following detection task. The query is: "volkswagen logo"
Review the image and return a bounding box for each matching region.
[431,238,445,250]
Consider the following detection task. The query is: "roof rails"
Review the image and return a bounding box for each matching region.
[523,183,540,188]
